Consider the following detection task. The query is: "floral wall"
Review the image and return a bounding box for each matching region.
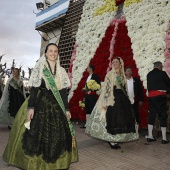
[68,0,170,128]
[124,0,170,88]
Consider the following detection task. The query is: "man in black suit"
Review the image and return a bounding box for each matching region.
[80,65,100,128]
[125,67,143,128]
[147,61,170,144]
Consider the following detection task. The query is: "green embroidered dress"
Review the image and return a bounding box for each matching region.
[3,67,78,170]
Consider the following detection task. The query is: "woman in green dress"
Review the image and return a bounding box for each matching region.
[3,43,78,170]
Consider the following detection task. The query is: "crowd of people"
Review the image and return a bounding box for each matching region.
[0,43,170,169]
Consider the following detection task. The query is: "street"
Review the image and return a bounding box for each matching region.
[0,123,170,170]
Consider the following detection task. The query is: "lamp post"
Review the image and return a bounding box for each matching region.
[36,2,44,10]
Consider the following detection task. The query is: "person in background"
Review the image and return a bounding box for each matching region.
[125,66,143,130]
[147,61,170,144]
[81,65,100,128]
[0,68,26,128]
[3,43,78,170]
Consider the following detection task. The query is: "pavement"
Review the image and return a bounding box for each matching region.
[0,123,170,170]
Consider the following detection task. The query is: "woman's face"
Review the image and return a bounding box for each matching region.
[12,69,19,78]
[46,45,58,61]
[112,59,121,70]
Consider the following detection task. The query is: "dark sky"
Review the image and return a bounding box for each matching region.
[0,0,43,76]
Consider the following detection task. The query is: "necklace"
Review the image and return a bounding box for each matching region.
[46,60,56,76]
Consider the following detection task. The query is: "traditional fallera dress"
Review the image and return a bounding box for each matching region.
[3,56,78,170]
[86,59,139,143]
[0,75,26,124]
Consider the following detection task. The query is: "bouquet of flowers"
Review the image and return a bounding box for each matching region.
[79,101,85,108]
[83,80,101,91]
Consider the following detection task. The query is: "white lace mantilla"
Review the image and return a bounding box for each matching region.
[28,55,71,90]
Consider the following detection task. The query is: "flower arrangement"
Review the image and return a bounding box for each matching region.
[124,0,143,7]
[83,80,101,91]
[68,20,117,120]
[115,0,125,6]
[68,0,117,100]
[68,44,78,81]
[68,0,170,128]
[123,0,170,88]
[107,17,125,72]
[94,0,118,17]
[164,23,170,77]
[69,16,149,128]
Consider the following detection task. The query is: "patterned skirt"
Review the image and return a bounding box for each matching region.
[22,89,72,163]
[3,89,78,170]
[106,89,136,135]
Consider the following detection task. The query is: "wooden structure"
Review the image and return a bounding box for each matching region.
[58,0,86,71]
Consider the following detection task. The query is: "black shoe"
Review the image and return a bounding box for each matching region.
[108,142,121,149]
[162,139,169,144]
[80,125,86,128]
[111,144,121,149]
[8,125,11,130]
[146,137,157,142]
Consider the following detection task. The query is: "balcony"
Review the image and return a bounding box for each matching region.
[35,0,70,32]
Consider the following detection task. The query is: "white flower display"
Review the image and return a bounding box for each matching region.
[124,0,170,89]
[68,0,116,100]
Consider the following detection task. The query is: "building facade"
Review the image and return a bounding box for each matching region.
[36,0,69,56]
[35,0,85,71]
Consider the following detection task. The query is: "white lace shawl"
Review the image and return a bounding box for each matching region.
[96,57,128,120]
[0,74,26,124]
[28,55,71,90]
[0,74,26,107]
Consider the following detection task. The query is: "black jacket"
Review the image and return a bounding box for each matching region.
[90,74,101,86]
[133,77,143,102]
[147,68,170,91]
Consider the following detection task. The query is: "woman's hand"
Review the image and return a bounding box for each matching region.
[66,111,71,119]
[27,109,34,121]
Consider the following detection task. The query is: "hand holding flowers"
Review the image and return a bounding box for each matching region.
[83,80,101,91]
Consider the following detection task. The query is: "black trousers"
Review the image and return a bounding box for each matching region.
[148,95,168,127]
[84,94,98,115]
[132,101,140,124]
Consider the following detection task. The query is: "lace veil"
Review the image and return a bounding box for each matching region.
[28,54,71,90]
[96,57,128,118]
